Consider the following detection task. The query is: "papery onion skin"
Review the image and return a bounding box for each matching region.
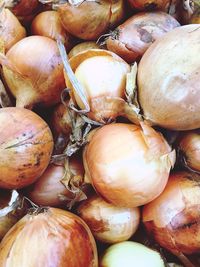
[100,241,165,267]
[137,24,200,130]
[0,107,54,189]
[177,130,200,172]
[127,0,171,11]
[106,12,180,63]
[58,0,112,40]
[64,49,130,123]
[0,8,26,52]
[27,155,84,207]
[2,36,65,109]
[31,11,75,52]
[83,122,175,208]
[68,42,101,59]
[0,207,98,267]
[143,171,200,255]
[76,194,140,244]
[0,190,27,240]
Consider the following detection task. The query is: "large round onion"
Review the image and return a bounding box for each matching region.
[1,35,65,109]
[106,11,180,63]
[143,171,200,266]
[83,122,175,208]
[137,24,200,130]
[100,241,165,267]
[0,8,26,52]
[0,107,54,189]
[0,207,98,266]
[76,193,140,243]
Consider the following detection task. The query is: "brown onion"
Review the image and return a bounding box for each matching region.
[127,0,171,11]
[50,101,72,141]
[64,49,130,123]
[143,171,200,267]
[0,207,98,266]
[180,0,200,24]
[83,122,175,208]
[0,107,54,189]
[0,190,27,240]
[177,130,200,172]
[76,193,140,244]
[1,35,65,109]
[31,10,75,52]
[27,154,84,207]
[4,0,40,16]
[137,24,200,131]
[68,41,101,59]
[0,8,26,52]
[106,11,180,63]
[100,241,165,267]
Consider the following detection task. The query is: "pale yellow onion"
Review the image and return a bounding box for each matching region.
[83,122,175,208]
[100,241,165,267]
[31,10,75,51]
[0,207,98,267]
[68,42,101,59]
[0,8,26,52]
[76,193,140,244]
[137,24,200,130]
[1,36,65,109]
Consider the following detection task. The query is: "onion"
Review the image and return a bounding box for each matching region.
[0,8,26,52]
[27,154,84,207]
[50,101,72,141]
[100,241,165,267]
[68,41,101,59]
[109,0,126,28]
[127,0,171,11]
[0,190,27,240]
[177,130,200,172]
[106,12,180,63]
[4,0,40,16]
[137,24,200,130]
[0,107,54,189]
[76,193,140,244]
[64,49,130,123]
[180,0,200,24]
[57,0,112,40]
[0,207,98,266]
[143,171,200,267]
[83,122,175,208]
[31,10,75,52]
[1,35,65,109]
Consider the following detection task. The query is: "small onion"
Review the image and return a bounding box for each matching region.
[76,193,140,244]
[27,155,84,207]
[0,8,26,52]
[50,101,72,141]
[0,207,98,266]
[1,35,65,109]
[137,24,200,130]
[143,171,200,266]
[5,0,40,17]
[64,49,130,123]
[177,130,200,172]
[180,0,200,24]
[127,0,171,11]
[0,107,54,189]
[83,122,175,208]
[100,241,165,267]
[0,190,27,240]
[106,11,180,63]
[31,10,75,52]
[68,41,101,59]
